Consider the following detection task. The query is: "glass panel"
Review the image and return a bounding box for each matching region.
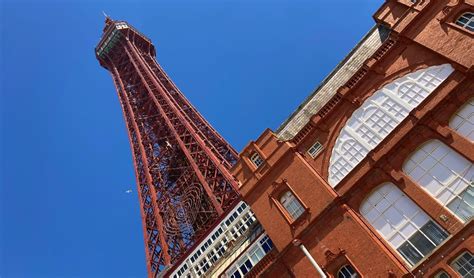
[308,141,323,157]
[447,186,474,222]
[250,153,263,167]
[281,191,305,219]
[239,263,249,275]
[451,252,474,278]
[329,65,454,186]
[230,267,241,278]
[420,221,448,245]
[250,248,265,263]
[397,241,424,266]
[458,17,469,24]
[403,139,473,222]
[337,264,358,278]
[434,271,450,278]
[408,231,436,256]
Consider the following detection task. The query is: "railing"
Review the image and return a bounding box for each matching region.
[345,66,369,89]
[292,122,314,145]
[372,37,396,61]
[317,93,343,119]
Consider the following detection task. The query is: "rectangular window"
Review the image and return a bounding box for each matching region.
[229,267,241,278]
[307,141,323,158]
[225,234,274,278]
[280,191,305,220]
[259,236,273,253]
[239,258,253,275]
[250,153,264,167]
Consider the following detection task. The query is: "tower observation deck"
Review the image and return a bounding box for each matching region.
[95,17,241,277]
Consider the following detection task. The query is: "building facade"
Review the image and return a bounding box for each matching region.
[231,1,473,277]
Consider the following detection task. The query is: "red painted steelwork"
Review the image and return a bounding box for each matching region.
[95,18,240,277]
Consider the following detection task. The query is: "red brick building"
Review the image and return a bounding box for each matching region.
[231,1,473,277]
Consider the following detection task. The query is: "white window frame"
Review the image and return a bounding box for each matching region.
[451,251,473,277]
[434,270,450,278]
[360,183,449,266]
[225,234,273,278]
[250,152,264,168]
[308,140,324,158]
[455,12,474,32]
[280,191,305,220]
[171,202,258,278]
[403,139,473,222]
[449,97,474,142]
[328,64,454,186]
[337,264,359,278]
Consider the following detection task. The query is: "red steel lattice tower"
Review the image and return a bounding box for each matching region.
[95,18,240,277]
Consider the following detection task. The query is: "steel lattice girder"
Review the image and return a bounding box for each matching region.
[96,20,241,277]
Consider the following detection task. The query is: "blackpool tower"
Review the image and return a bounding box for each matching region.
[95,18,241,276]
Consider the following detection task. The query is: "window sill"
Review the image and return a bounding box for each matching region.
[443,22,474,37]
[289,208,310,230]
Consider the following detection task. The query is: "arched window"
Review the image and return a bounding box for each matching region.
[403,140,473,222]
[360,183,449,266]
[449,97,473,141]
[280,191,305,220]
[451,251,474,277]
[455,12,474,32]
[328,64,454,186]
[337,264,358,278]
[434,270,450,278]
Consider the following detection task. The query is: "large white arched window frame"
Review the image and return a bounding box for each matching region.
[449,97,474,142]
[403,140,473,222]
[361,183,449,266]
[328,64,454,186]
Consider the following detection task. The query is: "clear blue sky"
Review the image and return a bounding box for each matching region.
[1,0,381,277]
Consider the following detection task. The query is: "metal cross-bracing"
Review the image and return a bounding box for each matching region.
[95,18,240,277]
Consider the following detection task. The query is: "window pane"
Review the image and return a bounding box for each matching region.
[456,13,474,32]
[259,235,274,253]
[239,259,253,275]
[397,242,424,265]
[250,153,263,167]
[329,64,454,186]
[308,141,323,158]
[281,191,305,219]
[434,271,450,278]
[447,186,474,222]
[337,264,358,278]
[231,271,241,278]
[408,231,436,256]
[403,139,473,222]
[262,241,273,253]
[245,260,253,269]
[451,252,474,278]
[420,221,448,245]
[458,17,469,24]
[361,183,449,266]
